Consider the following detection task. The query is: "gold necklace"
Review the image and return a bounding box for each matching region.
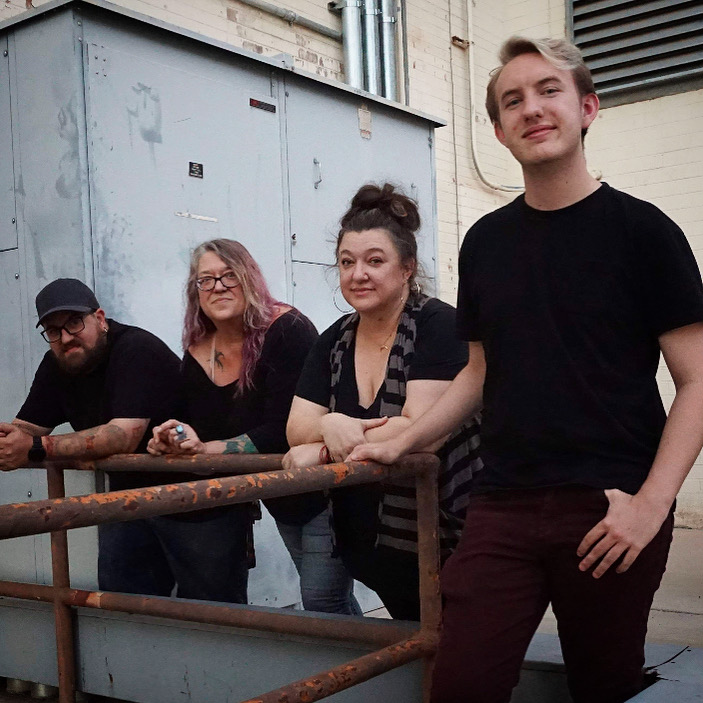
[379,327,396,352]
[377,296,406,352]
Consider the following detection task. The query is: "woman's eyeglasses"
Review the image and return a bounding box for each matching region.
[196,273,241,292]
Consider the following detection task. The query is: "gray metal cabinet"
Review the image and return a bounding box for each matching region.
[0,0,440,613]
[82,16,289,350]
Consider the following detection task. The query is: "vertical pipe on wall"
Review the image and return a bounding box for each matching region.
[330,0,364,90]
[379,0,397,100]
[342,0,365,89]
[363,0,382,94]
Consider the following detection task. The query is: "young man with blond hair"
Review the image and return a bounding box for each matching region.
[351,37,703,702]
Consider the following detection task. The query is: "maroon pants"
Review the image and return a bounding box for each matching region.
[431,486,674,703]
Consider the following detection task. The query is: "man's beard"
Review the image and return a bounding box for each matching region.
[55,331,109,376]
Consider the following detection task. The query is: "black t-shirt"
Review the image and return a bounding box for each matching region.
[17,320,182,490]
[457,182,703,493]
[182,308,320,525]
[296,298,468,552]
[297,297,468,418]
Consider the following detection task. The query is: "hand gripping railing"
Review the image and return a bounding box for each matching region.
[0,454,442,703]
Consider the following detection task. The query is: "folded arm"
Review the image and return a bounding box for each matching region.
[348,341,485,464]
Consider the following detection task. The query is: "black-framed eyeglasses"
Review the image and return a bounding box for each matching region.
[40,313,90,343]
[196,273,241,292]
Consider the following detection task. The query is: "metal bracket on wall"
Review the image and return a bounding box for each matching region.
[313,158,322,189]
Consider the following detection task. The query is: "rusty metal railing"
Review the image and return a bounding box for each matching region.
[0,454,442,703]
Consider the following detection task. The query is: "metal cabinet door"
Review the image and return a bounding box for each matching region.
[0,36,17,252]
[284,80,437,270]
[83,20,287,352]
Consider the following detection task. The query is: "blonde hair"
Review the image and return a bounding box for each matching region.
[485,37,596,138]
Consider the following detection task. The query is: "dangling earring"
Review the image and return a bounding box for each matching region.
[333,285,353,313]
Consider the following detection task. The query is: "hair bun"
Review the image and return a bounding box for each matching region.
[347,183,420,232]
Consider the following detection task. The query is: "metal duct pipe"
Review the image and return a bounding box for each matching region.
[238,0,342,41]
[379,0,397,100]
[331,0,364,90]
[363,0,382,94]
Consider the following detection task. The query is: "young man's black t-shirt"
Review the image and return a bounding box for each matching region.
[457,182,703,493]
[17,320,182,490]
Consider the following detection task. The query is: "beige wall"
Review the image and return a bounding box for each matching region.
[4,0,702,523]
[588,93,703,527]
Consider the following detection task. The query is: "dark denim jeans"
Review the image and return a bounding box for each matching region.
[431,486,674,703]
[98,504,250,604]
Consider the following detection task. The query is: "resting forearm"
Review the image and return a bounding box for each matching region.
[286,419,323,446]
[392,363,483,455]
[44,424,135,460]
[364,416,448,452]
[204,434,259,454]
[638,379,703,509]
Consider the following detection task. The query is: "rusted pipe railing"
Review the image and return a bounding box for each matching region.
[0,454,441,703]
[0,580,411,648]
[0,458,425,539]
[45,466,76,703]
[242,635,434,703]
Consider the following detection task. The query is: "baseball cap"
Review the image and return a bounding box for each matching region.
[35,278,100,327]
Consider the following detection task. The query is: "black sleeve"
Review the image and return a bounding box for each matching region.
[456,226,482,342]
[246,311,319,453]
[105,331,182,422]
[16,354,66,429]
[634,203,703,336]
[408,299,468,381]
[294,319,344,409]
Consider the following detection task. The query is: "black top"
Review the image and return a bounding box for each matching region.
[182,308,320,525]
[297,297,468,418]
[17,320,183,490]
[457,182,703,493]
[296,298,469,552]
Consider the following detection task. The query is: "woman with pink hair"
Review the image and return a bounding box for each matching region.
[147,239,356,610]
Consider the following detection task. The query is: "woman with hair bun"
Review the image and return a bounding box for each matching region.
[284,184,481,620]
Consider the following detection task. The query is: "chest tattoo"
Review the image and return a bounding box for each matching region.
[214,349,225,371]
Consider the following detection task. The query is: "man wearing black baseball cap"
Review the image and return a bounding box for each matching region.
[0,277,183,595]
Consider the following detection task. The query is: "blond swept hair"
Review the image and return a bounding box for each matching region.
[485,37,596,137]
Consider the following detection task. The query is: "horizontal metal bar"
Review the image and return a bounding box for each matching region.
[243,635,435,703]
[34,453,287,473]
[0,456,437,539]
[0,581,413,648]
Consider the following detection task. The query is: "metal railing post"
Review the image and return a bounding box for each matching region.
[415,462,441,702]
[46,466,76,703]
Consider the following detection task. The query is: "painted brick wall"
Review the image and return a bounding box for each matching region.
[587,93,703,527]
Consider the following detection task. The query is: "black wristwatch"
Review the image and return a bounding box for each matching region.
[28,435,47,462]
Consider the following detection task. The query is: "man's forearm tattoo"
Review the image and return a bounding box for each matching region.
[44,424,128,459]
[223,434,258,454]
